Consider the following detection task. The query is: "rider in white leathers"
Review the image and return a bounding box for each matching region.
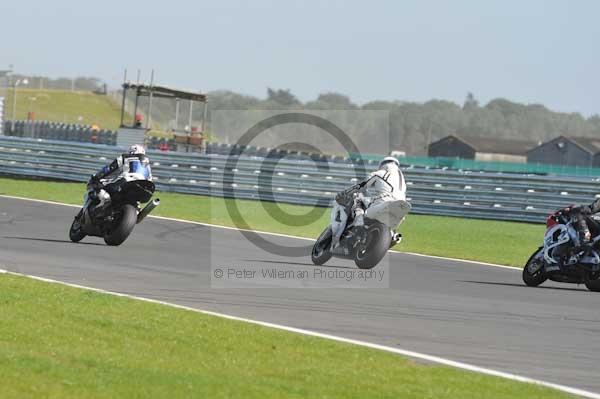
[330,156,406,249]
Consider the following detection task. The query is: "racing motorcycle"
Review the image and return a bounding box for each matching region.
[311,187,411,269]
[68,157,160,246]
[523,208,600,291]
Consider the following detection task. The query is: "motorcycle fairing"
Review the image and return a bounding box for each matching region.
[365,198,411,228]
[543,224,573,265]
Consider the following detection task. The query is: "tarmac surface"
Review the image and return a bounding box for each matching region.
[1,196,599,393]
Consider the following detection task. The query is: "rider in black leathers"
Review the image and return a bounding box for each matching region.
[566,198,600,248]
[84,144,151,212]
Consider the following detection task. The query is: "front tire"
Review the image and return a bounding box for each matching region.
[69,215,86,243]
[312,227,333,266]
[523,248,547,287]
[354,221,392,269]
[104,204,137,246]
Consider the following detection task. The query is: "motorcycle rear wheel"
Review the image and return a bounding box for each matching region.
[354,221,391,269]
[585,279,600,292]
[104,204,137,246]
[312,227,333,266]
[522,248,547,287]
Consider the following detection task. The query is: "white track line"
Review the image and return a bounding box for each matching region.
[0,194,519,271]
[0,268,596,398]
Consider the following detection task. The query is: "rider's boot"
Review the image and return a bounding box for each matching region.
[354,207,365,227]
[330,234,340,251]
[574,219,592,253]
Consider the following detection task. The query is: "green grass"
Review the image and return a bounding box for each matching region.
[0,177,543,266]
[0,273,572,399]
[4,89,123,130]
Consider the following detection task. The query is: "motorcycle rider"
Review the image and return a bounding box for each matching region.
[330,156,407,249]
[84,144,152,213]
[564,199,600,250]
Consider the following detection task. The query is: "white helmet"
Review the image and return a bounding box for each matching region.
[128,144,146,155]
[379,156,399,168]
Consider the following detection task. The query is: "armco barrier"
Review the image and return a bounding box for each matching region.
[0,136,598,223]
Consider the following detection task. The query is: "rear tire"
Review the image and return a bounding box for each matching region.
[104,204,137,246]
[69,216,86,243]
[523,248,547,287]
[585,279,600,292]
[354,221,391,269]
[312,227,333,266]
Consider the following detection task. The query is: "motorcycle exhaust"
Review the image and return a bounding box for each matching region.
[137,199,160,223]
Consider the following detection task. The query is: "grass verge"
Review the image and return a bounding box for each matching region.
[0,177,543,266]
[4,89,123,130]
[0,273,572,399]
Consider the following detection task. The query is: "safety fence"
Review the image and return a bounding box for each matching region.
[5,120,600,178]
[351,152,600,177]
[3,120,354,162]
[4,120,117,145]
[0,136,598,223]
[398,155,600,178]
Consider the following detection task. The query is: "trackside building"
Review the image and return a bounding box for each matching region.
[527,136,600,168]
[428,135,538,163]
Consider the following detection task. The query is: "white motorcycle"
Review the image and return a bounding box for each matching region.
[311,181,411,269]
[523,208,600,291]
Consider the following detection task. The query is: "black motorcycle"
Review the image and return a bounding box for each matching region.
[69,172,159,246]
[523,209,600,291]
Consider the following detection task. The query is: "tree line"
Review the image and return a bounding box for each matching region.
[5,73,600,155]
[202,89,600,155]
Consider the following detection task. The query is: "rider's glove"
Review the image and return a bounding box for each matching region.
[335,191,349,206]
[89,174,102,189]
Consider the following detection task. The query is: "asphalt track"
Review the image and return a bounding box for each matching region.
[1,196,599,394]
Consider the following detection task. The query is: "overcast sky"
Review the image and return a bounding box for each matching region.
[1,0,599,115]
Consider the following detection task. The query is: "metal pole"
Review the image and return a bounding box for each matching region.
[174,98,180,131]
[188,100,194,132]
[133,69,141,126]
[133,88,140,127]
[201,98,208,133]
[11,79,18,133]
[146,69,154,129]
[119,69,127,127]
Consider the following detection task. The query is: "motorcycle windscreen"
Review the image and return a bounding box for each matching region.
[128,160,151,179]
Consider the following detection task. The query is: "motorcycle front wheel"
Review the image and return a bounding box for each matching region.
[69,214,86,243]
[522,248,547,287]
[354,221,391,269]
[104,204,137,246]
[311,227,333,266]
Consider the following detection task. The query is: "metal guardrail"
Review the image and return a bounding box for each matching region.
[4,120,117,145]
[1,136,598,223]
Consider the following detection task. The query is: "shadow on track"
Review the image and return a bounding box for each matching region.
[3,236,106,246]
[243,258,355,270]
[460,280,588,292]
